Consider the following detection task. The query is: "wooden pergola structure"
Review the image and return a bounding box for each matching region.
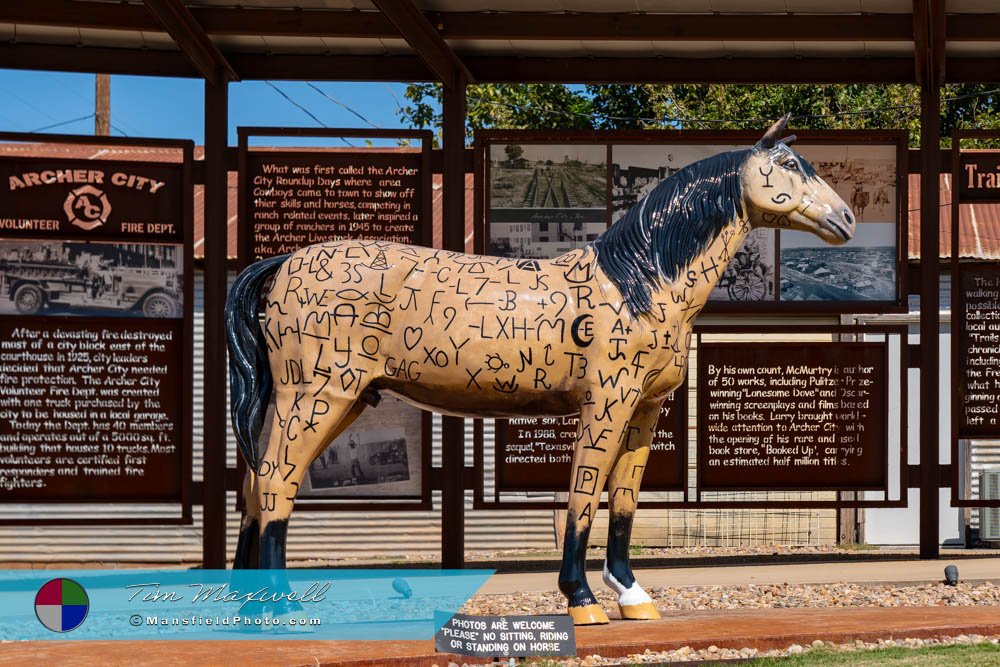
[0,0,986,567]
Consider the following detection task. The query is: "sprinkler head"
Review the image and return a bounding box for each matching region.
[392,577,413,599]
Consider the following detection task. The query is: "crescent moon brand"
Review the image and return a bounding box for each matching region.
[571,314,594,347]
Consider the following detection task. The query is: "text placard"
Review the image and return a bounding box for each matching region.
[243,151,429,262]
[0,151,191,507]
[0,319,182,501]
[435,613,575,658]
[957,266,1000,436]
[697,342,887,491]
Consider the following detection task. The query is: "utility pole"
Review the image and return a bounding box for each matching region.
[94,74,110,135]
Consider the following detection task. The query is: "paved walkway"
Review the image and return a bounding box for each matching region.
[7,606,1000,667]
[478,556,1000,594]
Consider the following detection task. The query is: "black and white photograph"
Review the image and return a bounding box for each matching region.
[779,144,898,302]
[807,145,897,224]
[611,143,743,223]
[780,222,896,302]
[710,228,778,302]
[0,239,183,317]
[302,396,423,498]
[489,143,607,259]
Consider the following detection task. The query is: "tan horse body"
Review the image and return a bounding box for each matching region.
[228,117,856,624]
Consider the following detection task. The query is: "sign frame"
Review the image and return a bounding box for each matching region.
[234,127,436,512]
[950,130,1000,508]
[236,126,434,269]
[695,339,890,493]
[476,129,909,315]
[0,130,194,525]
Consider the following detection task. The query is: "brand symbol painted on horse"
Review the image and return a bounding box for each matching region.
[403,326,423,350]
[570,314,594,347]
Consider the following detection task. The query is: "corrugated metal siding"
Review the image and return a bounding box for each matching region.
[969,440,1000,531]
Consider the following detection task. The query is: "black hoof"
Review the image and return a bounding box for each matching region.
[259,519,289,569]
[233,518,260,570]
[558,578,599,608]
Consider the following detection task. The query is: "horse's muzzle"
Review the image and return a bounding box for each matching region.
[824,207,855,242]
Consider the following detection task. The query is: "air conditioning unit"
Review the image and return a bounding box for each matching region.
[980,470,1000,541]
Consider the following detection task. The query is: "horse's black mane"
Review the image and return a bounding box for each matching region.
[593,148,751,317]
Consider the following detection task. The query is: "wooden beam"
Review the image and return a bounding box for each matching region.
[0,43,922,83]
[916,0,944,561]
[0,42,195,77]
[192,6,392,38]
[0,0,159,30]
[464,56,916,84]
[427,11,913,42]
[0,3,916,42]
[202,79,229,568]
[440,78,468,569]
[226,53,432,82]
[948,13,1000,41]
[946,58,1000,83]
[143,0,238,85]
[371,0,473,87]
[913,0,928,85]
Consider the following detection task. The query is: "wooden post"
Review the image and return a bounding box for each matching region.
[917,0,943,560]
[440,76,467,569]
[94,74,110,136]
[202,80,229,568]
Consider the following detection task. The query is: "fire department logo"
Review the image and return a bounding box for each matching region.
[63,185,111,231]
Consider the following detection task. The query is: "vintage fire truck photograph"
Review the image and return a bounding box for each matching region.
[0,239,182,318]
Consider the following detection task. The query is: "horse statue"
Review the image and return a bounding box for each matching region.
[226,115,854,625]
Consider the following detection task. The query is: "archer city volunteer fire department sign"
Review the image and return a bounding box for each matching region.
[0,160,180,240]
[0,152,192,507]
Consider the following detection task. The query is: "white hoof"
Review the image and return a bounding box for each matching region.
[602,559,652,607]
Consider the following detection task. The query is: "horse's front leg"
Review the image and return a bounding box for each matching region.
[559,397,633,626]
[604,400,661,621]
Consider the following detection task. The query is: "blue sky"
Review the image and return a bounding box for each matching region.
[0,69,422,145]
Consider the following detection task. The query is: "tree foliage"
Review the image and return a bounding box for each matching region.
[398,82,1000,147]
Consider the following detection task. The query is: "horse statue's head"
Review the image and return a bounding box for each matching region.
[741,114,855,245]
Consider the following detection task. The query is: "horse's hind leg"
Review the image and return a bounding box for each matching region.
[257,393,368,570]
[559,399,633,626]
[604,401,661,621]
[233,469,260,569]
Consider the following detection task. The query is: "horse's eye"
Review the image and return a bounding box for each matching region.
[782,160,799,172]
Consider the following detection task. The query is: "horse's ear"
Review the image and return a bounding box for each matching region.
[756,113,792,150]
[780,134,797,146]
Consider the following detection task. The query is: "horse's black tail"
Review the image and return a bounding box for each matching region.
[226,254,288,470]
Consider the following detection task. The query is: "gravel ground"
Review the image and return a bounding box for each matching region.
[311,545,927,566]
[432,634,1000,666]
[461,581,1000,616]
